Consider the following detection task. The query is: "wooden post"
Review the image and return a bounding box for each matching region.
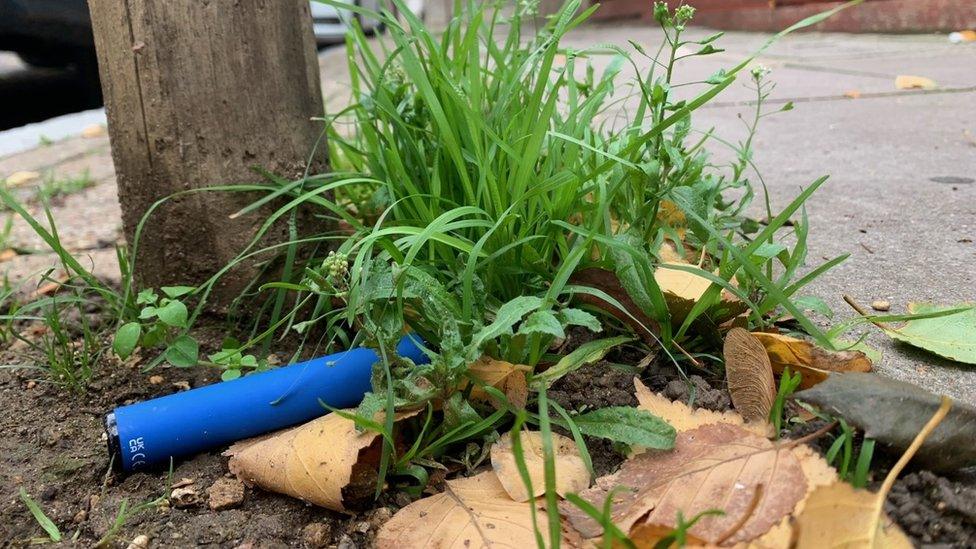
[88,0,325,308]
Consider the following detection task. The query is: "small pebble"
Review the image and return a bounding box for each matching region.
[302,522,332,548]
[149,375,164,385]
[337,534,357,549]
[871,300,891,312]
[170,486,200,508]
[126,535,149,549]
[72,509,87,524]
[207,478,245,510]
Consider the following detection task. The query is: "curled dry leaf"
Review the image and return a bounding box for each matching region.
[490,430,590,502]
[466,357,529,409]
[564,422,807,545]
[751,332,872,389]
[376,471,574,549]
[723,328,776,423]
[654,264,744,323]
[634,378,767,437]
[569,267,660,342]
[226,410,409,513]
[795,373,976,472]
[794,396,951,548]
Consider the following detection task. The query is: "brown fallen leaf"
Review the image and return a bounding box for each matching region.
[723,328,776,423]
[895,75,937,90]
[466,357,529,409]
[751,332,872,389]
[30,273,71,299]
[570,267,661,342]
[634,378,767,437]
[564,422,807,545]
[630,379,837,548]
[654,264,744,324]
[794,396,951,548]
[226,410,410,513]
[490,431,590,502]
[376,471,562,548]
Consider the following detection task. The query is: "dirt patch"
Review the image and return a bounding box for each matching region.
[886,470,976,547]
[549,360,638,476]
[0,321,384,548]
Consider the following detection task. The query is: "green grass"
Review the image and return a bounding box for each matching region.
[36,170,95,202]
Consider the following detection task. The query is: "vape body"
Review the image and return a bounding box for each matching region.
[106,336,426,472]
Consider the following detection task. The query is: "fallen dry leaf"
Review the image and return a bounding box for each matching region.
[81,124,107,138]
[634,378,767,437]
[723,328,776,423]
[490,430,590,502]
[376,471,560,548]
[565,422,807,545]
[570,267,661,342]
[751,332,872,389]
[4,170,40,187]
[467,357,529,409]
[227,410,400,513]
[794,482,912,549]
[654,264,744,324]
[844,89,862,99]
[794,396,951,548]
[895,75,937,90]
[0,248,17,262]
[30,273,71,299]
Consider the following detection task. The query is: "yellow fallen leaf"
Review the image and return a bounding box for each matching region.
[4,171,40,187]
[724,328,776,423]
[466,356,530,409]
[794,483,912,549]
[565,422,807,545]
[81,124,107,138]
[634,378,767,437]
[226,410,408,513]
[376,471,563,548]
[895,75,937,90]
[0,248,17,263]
[490,430,590,502]
[794,396,951,548]
[752,332,872,389]
[654,265,743,323]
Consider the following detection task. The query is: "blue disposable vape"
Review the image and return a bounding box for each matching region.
[105,335,426,472]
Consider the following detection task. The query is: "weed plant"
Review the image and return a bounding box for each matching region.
[2,0,869,543]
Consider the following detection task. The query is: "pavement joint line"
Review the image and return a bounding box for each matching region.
[702,85,976,109]
[779,62,902,80]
